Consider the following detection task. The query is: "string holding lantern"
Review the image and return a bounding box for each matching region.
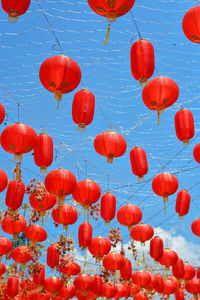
[87,0,135,45]
[182,6,200,43]
[174,108,195,146]
[34,133,53,174]
[1,0,31,23]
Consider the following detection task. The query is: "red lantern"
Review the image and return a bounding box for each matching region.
[142,76,179,125]
[130,223,154,245]
[34,133,53,173]
[182,6,200,43]
[146,274,158,291]
[44,168,77,204]
[0,236,12,256]
[94,131,127,163]
[100,192,116,224]
[175,189,191,219]
[32,263,45,286]
[92,275,102,297]
[74,275,94,292]
[24,224,47,245]
[1,0,31,22]
[1,214,26,239]
[114,283,128,299]
[103,251,125,272]
[89,236,111,260]
[193,142,200,164]
[78,222,93,250]
[11,246,32,264]
[20,278,36,292]
[197,267,200,279]
[59,260,80,276]
[0,262,6,276]
[59,284,76,299]
[117,204,142,231]
[159,248,178,268]
[39,55,81,108]
[1,123,36,161]
[174,108,195,145]
[130,283,139,296]
[130,147,148,182]
[183,263,196,281]
[44,277,62,294]
[134,292,149,300]
[150,236,163,261]
[172,258,185,280]
[120,258,132,280]
[72,88,95,131]
[130,39,154,86]
[72,179,101,209]
[191,218,200,237]
[132,270,151,289]
[7,277,19,298]
[185,278,200,299]
[101,282,116,299]
[47,244,60,269]
[152,172,179,213]
[29,190,57,214]
[175,289,185,300]
[0,169,8,192]
[162,277,178,296]
[155,274,165,293]
[5,180,25,210]
[0,103,5,124]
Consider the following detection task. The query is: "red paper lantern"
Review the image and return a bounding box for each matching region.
[94,131,127,163]
[29,190,57,214]
[52,204,78,234]
[159,248,178,268]
[134,292,149,300]
[24,224,47,245]
[114,283,128,299]
[59,260,80,276]
[72,88,95,131]
[78,222,93,250]
[101,282,116,299]
[117,204,142,231]
[185,278,200,298]
[0,169,8,193]
[7,277,19,298]
[100,192,116,224]
[174,109,195,145]
[175,189,191,219]
[193,142,200,164]
[89,236,111,260]
[142,76,179,124]
[11,246,32,264]
[0,236,12,256]
[130,283,139,296]
[0,103,5,124]
[130,39,154,86]
[175,289,186,300]
[45,168,77,204]
[103,252,125,272]
[74,275,94,292]
[92,275,102,297]
[172,258,185,280]
[39,55,81,108]
[131,223,154,245]
[44,277,62,294]
[146,274,158,291]
[191,218,200,237]
[47,244,60,269]
[59,284,76,299]
[120,258,132,280]
[72,179,101,209]
[1,0,31,22]
[0,262,6,276]
[34,133,53,173]
[155,275,165,293]
[183,263,196,281]
[5,180,25,210]
[150,236,163,261]
[32,263,45,286]
[182,6,200,43]
[1,214,26,239]
[1,123,36,161]
[130,147,148,182]
[132,270,151,289]
[162,277,178,296]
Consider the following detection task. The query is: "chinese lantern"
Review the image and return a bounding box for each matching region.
[7,277,19,298]
[120,258,132,280]
[131,223,154,245]
[5,180,25,210]
[146,274,158,291]
[20,278,36,292]
[0,262,6,276]
[183,263,196,281]
[130,283,139,296]
[130,39,154,86]
[152,172,179,213]
[185,278,200,299]
[103,252,125,273]
[172,258,185,280]
[182,6,200,43]
[73,275,94,292]
[59,260,81,276]
[78,221,93,250]
[1,123,36,161]
[159,248,178,268]
[162,277,178,296]
[100,192,116,224]
[191,218,200,237]
[92,275,102,297]
[142,76,179,125]
[24,224,47,245]
[150,236,163,261]
[175,289,185,300]
[72,179,101,210]
[132,270,151,289]
[130,147,148,182]
[134,292,149,300]
[47,244,59,269]
[11,246,32,264]
[193,143,200,163]
[44,277,62,294]
[0,236,12,256]
[0,103,5,124]
[174,108,194,145]
[39,55,81,108]
[114,283,128,299]
[101,282,116,299]
[59,284,76,299]
[155,275,165,293]
[72,88,95,131]
[117,204,142,231]
[87,0,135,45]
[94,131,127,163]
[175,189,191,219]
[44,168,77,204]
[29,190,57,215]
[34,133,53,173]
[197,267,200,279]
[89,236,111,260]
[1,0,31,22]
[1,214,26,239]
[0,169,8,192]
[32,263,45,286]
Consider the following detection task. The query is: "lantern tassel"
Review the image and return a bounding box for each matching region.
[40,166,47,174]
[138,176,144,183]
[157,110,160,126]
[77,124,86,132]
[107,154,113,164]
[104,24,110,46]
[54,89,63,109]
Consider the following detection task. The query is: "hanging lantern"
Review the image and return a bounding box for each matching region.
[24,224,47,246]
[134,292,149,300]
[120,258,132,280]
[92,275,102,297]
[32,263,45,286]
[0,262,6,276]
[5,180,25,210]
[72,88,95,131]
[94,131,127,163]
[132,270,151,289]
[152,172,179,213]
[130,39,155,86]
[150,236,163,261]
[0,236,12,256]
[47,244,60,269]
[159,248,178,268]
[44,277,62,294]
[89,236,111,260]
[172,258,185,280]
[183,263,196,281]
[29,189,57,216]
[174,108,195,145]
[142,76,179,125]
[197,267,200,279]
[34,133,53,173]
[0,103,5,124]
[1,123,36,161]
[1,0,31,22]
[103,251,125,273]
[0,169,8,192]
[59,260,81,276]
[39,55,81,108]
[193,142,200,164]
[100,192,116,225]
[44,168,77,205]
[114,283,128,299]
[59,284,76,299]
[101,282,117,299]
[155,275,165,294]
[191,218,200,237]
[146,274,159,291]
[130,223,154,245]
[175,189,191,219]
[7,277,19,298]
[117,204,142,231]
[175,289,186,300]
[162,277,178,296]
[73,275,94,293]
[130,283,139,296]
[11,246,32,264]
[130,147,148,182]
[185,278,200,299]
[182,6,200,43]
[1,214,26,239]
[78,221,93,250]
